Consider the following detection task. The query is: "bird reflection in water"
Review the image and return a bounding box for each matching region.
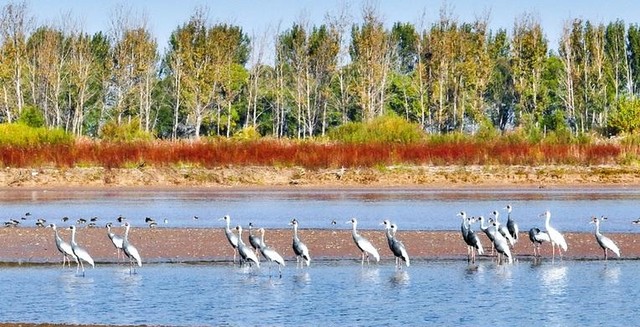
[541,265,568,296]
[389,270,410,287]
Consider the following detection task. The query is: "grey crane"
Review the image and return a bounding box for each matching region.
[389,223,410,268]
[505,205,519,245]
[492,210,515,248]
[68,225,95,276]
[235,225,260,268]
[348,218,380,265]
[122,222,142,273]
[259,228,285,277]
[528,227,550,257]
[590,216,620,260]
[220,215,239,263]
[457,212,484,263]
[105,222,124,261]
[382,220,410,268]
[289,218,310,267]
[48,223,77,268]
[248,222,264,257]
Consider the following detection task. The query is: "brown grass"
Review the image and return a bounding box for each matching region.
[0,139,636,169]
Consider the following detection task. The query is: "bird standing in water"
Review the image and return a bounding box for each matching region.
[348,218,379,266]
[68,225,95,276]
[122,222,142,273]
[289,218,310,268]
[590,216,620,260]
[48,224,77,268]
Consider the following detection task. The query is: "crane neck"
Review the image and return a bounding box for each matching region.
[351,223,359,238]
[70,228,77,245]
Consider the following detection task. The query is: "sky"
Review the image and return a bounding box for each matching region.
[18,0,640,55]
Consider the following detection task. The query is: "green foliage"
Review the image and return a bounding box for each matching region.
[233,125,261,141]
[99,119,154,142]
[18,105,45,128]
[607,97,640,135]
[0,123,73,146]
[328,115,424,144]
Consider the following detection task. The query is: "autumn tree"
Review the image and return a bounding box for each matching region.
[511,13,549,127]
[350,5,391,122]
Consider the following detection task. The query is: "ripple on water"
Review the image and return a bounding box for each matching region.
[0,260,638,326]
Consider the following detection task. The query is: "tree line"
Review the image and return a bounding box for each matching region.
[2,2,640,140]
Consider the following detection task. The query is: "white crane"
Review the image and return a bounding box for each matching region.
[220,215,239,264]
[540,210,568,260]
[122,222,142,273]
[48,223,77,268]
[105,222,124,261]
[236,225,260,268]
[68,225,95,276]
[590,216,620,260]
[259,228,285,277]
[348,218,380,265]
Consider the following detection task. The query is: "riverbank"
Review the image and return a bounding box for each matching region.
[0,226,636,264]
[1,164,640,189]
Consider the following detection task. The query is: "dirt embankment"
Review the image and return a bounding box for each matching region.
[1,164,640,188]
[1,226,637,264]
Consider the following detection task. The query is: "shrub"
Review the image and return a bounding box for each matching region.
[328,115,425,144]
[233,125,261,141]
[99,118,153,142]
[18,105,45,128]
[0,123,73,146]
[607,96,640,135]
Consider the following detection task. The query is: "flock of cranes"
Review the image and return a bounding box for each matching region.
[459,205,621,264]
[43,204,624,277]
[48,222,142,276]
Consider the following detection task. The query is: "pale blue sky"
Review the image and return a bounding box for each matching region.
[19,0,640,54]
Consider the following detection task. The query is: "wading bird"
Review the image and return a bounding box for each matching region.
[348,218,380,265]
[220,215,239,264]
[477,216,496,256]
[48,224,77,268]
[68,225,95,276]
[505,205,519,245]
[389,223,410,268]
[590,216,620,260]
[540,210,568,260]
[122,222,142,273]
[235,225,260,268]
[259,228,285,277]
[248,222,264,257]
[457,212,484,263]
[105,222,124,261]
[491,219,513,264]
[289,219,310,267]
[492,210,515,248]
[528,227,550,257]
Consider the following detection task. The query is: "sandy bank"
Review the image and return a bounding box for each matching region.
[0,226,637,265]
[1,165,640,189]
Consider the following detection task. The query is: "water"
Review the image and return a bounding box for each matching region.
[1,187,640,232]
[0,260,636,326]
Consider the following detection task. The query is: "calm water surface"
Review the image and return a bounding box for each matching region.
[0,260,636,326]
[1,187,640,232]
